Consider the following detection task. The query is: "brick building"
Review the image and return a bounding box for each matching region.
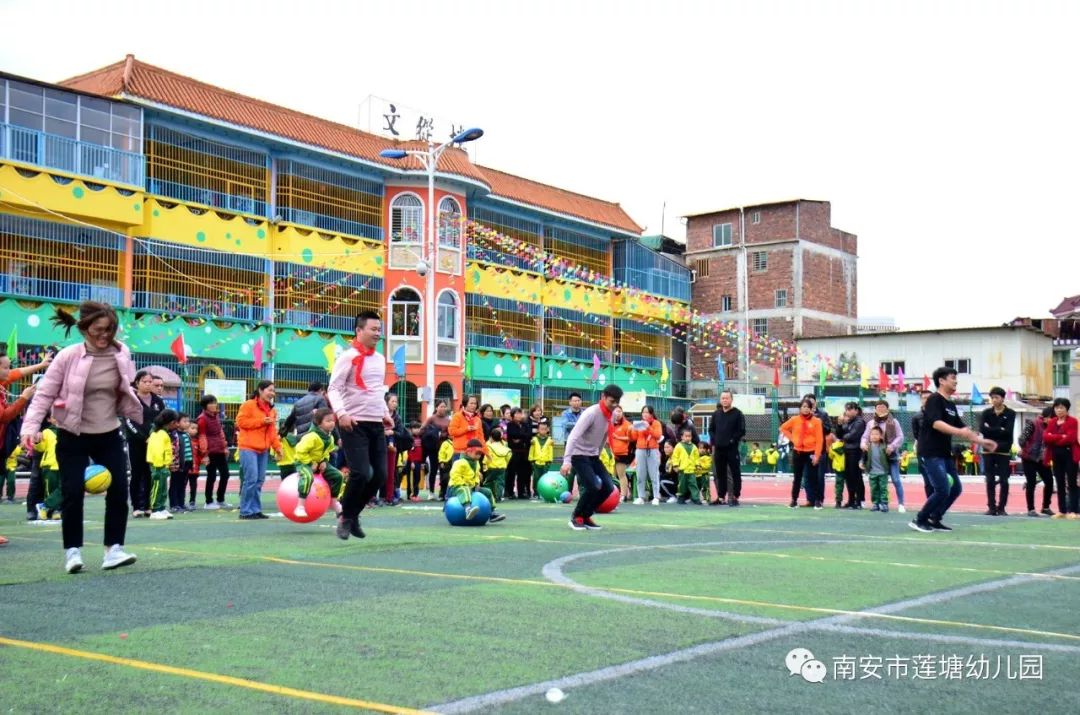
[683,199,858,393]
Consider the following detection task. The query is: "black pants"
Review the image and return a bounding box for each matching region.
[1021,458,1053,512]
[205,452,230,504]
[713,445,741,500]
[26,455,43,518]
[425,451,439,492]
[791,451,818,504]
[169,468,190,509]
[57,428,129,550]
[983,453,1011,511]
[570,455,614,519]
[509,452,531,498]
[128,437,150,512]
[1050,448,1079,514]
[843,449,864,505]
[339,422,387,521]
[406,461,423,497]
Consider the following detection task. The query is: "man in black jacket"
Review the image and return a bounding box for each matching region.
[804,394,833,508]
[979,386,1016,515]
[709,391,746,506]
[835,401,866,508]
[911,389,932,498]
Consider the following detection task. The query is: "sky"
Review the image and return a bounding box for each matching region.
[1,0,1077,330]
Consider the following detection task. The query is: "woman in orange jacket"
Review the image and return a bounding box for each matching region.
[448,394,486,456]
[779,397,824,509]
[631,405,664,505]
[236,380,283,519]
[609,406,634,501]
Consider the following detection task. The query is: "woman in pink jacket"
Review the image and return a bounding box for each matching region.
[20,302,144,574]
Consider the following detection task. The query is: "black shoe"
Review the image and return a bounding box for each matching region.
[709,500,722,506]
[582,516,602,530]
[349,519,366,538]
[908,519,934,533]
[729,498,739,507]
[238,513,257,520]
[1041,508,1054,516]
[928,519,953,531]
[489,513,506,523]
[789,501,798,509]
[676,497,687,504]
[336,517,352,540]
[254,512,269,519]
[983,509,997,516]
[997,509,1008,517]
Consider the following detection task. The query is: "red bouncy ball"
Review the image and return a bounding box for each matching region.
[276,474,332,523]
[596,487,621,514]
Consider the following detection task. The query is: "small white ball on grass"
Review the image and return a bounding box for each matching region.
[545,687,566,703]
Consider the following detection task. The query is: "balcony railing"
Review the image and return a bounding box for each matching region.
[1,122,144,187]
[614,239,691,303]
[147,178,267,216]
[132,291,262,323]
[0,274,120,305]
[466,331,541,355]
[277,207,382,241]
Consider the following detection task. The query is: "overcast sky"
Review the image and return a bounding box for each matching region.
[2,0,1076,329]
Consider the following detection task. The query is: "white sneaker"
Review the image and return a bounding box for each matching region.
[218,501,234,510]
[64,547,84,574]
[149,510,173,520]
[102,544,136,570]
[204,502,220,510]
[654,498,663,505]
[665,497,677,504]
[898,504,907,513]
[294,504,308,519]
[633,497,644,505]
[331,499,342,516]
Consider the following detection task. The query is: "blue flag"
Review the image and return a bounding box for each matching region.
[717,357,725,387]
[392,345,406,378]
[971,383,984,405]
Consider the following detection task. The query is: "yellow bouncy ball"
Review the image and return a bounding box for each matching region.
[84,464,112,494]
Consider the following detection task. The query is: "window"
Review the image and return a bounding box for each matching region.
[692,258,710,278]
[752,318,768,336]
[388,288,422,362]
[436,291,460,363]
[751,211,761,225]
[721,294,733,312]
[712,223,732,247]
[880,360,906,376]
[752,387,768,396]
[944,358,971,374]
[389,194,423,270]
[436,196,462,275]
[775,289,787,308]
[1052,350,1070,387]
[751,251,768,272]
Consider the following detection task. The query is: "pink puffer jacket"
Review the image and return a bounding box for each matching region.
[20,341,144,437]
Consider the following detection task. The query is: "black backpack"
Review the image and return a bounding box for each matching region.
[1,414,23,462]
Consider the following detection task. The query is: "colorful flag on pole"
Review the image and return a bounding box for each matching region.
[322,340,341,373]
[860,363,870,390]
[772,364,780,388]
[591,353,601,382]
[463,348,473,381]
[547,359,555,381]
[818,363,827,389]
[660,358,669,386]
[896,367,906,393]
[170,333,187,365]
[717,357,725,388]
[392,345,406,377]
[253,338,264,371]
[529,353,536,381]
[6,326,15,361]
[971,383,984,405]
[878,365,890,392]
[923,374,931,391]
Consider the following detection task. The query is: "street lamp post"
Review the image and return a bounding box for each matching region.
[380,128,483,414]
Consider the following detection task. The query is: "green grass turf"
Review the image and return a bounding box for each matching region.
[1,498,1077,713]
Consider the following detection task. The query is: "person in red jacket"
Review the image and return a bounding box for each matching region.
[1043,397,1079,519]
[197,394,232,510]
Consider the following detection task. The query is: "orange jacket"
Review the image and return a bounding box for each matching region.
[780,414,824,458]
[609,420,633,457]
[449,410,486,453]
[235,398,282,454]
[632,418,663,450]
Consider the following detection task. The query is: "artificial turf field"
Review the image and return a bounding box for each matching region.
[1,488,1078,714]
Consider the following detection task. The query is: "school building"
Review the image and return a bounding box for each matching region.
[0,56,693,421]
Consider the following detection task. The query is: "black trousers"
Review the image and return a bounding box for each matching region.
[205,452,230,504]
[791,450,818,504]
[712,445,741,500]
[1021,458,1053,512]
[406,461,423,497]
[128,437,150,511]
[843,449,864,504]
[983,453,1012,511]
[26,455,43,518]
[338,422,387,521]
[425,451,439,492]
[1050,448,1079,514]
[57,428,129,549]
[509,451,531,498]
[570,455,614,519]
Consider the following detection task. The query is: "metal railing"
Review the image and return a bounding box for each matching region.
[1,122,144,186]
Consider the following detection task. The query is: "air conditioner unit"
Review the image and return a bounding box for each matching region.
[689,269,697,284]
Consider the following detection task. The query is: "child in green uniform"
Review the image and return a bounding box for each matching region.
[529,422,554,496]
[484,428,512,502]
[33,416,61,520]
[292,409,345,519]
[276,412,300,479]
[862,426,890,513]
[766,444,779,473]
[695,442,713,503]
[448,439,506,523]
[600,442,618,493]
[829,441,846,508]
[671,428,701,504]
[748,443,764,473]
[147,409,179,520]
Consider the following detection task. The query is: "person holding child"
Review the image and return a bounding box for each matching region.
[448,438,506,523]
[292,408,344,519]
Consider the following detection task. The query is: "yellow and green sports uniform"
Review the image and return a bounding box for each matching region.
[3,444,22,501]
[448,456,496,511]
[695,452,713,502]
[529,435,554,492]
[293,425,344,499]
[34,427,62,515]
[601,445,618,489]
[483,440,511,502]
[437,439,455,496]
[749,447,764,473]
[671,441,700,502]
[766,448,779,471]
[829,441,846,505]
[146,428,173,512]
[277,433,299,479]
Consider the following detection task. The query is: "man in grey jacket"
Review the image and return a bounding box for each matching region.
[292,382,328,435]
[561,384,623,531]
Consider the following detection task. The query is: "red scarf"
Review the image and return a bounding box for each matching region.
[600,401,614,422]
[256,398,272,415]
[351,339,376,389]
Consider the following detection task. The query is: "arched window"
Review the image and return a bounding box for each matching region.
[436,290,460,364]
[389,193,423,270]
[388,287,422,362]
[436,196,462,275]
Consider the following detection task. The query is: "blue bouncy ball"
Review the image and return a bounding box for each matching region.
[559,491,572,503]
[444,492,492,526]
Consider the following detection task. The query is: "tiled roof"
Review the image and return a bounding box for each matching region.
[61,56,641,234]
[1050,294,1080,319]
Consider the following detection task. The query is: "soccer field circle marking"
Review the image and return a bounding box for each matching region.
[541,542,1080,642]
[0,635,434,714]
